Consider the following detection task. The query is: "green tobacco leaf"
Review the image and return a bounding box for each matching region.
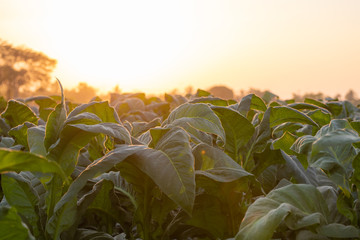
[192,143,241,170]
[68,101,120,124]
[307,109,331,127]
[288,102,331,114]
[291,134,317,155]
[195,89,211,97]
[252,144,285,176]
[212,106,255,163]
[268,106,319,128]
[46,145,147,238]
[74,229,114,240]
[68,123,131,144]
[1,100,38,128]
[336,191,357,225]
[326,102,344,117]
[189,97,229,106]
[164,120,213,146]
[0,148,66,179]
[0,137,15,148]
[27,126,47,156]
[272,131,297,155]
[273,122,303,136]
[46,125,98,176]
[237,94,267,116]
[8,122,36,148]
[236,184,359,240]
[26,95,58,121]
[78,179,121,222]
[353,152,360,190]
[318,223,360,238]
[186,195,227,239]
[128,127,195,214]
[164,103,225,145]
[304,98,328,110]
[262,91,278,103]
[0,206,35,240]
[44,80,67,151]
[148,128,170,148]
[196,167,253,184]
[0,117,11,136]
[195,167,254,237]
[131,118,161,137]
[47,121,130,177]
[50,133,195,237]
[165,93,188,110]
[26,95,57,108]
[246,107,272,159]
[65,112,102,125]
[66,179,123,239]
[292,120,360,193]
[1,173,40,237]
[350,120,360,135]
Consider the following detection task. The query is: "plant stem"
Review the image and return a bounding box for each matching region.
[142,180,152,240]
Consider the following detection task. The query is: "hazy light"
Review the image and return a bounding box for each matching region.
[1,0,359,98]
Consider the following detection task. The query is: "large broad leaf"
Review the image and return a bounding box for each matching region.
[307,109,331,127]
[130,118,161,137]
[191,143,254,237]
[163,120,213,146]
[126,127,195,214]
[189,97,229,106]
[288,102,331,114]
[185,195,228,239]
[163,103,225,145]
[0,148,66,180]
[25,95,58,121]
[67,101,120,124]
[1,173,41,237]
[1,100,38,128]
[45,147,132,237]
[236,184,359,240]
[237,94,267,115]
[211,106,255,163]
[304,98,328,110]
[74,228,114,240]
[194,167,254,237]
[27,126,47,156]
[272,131,297,155]
[192,143,242,170]
[44,80,67,151]
[292,119,360,192]
[65,112,102,125]
[63,179,126,239]
[48,130,195,238]
[0,206,35,240]
[47,122,130,176]
[46,125,98,176]
[8,122,36,148]
[252,144,285,176]
[69,123,131,144]
[267,106,319,128]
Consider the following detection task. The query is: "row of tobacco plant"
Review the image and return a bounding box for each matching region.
[0,82,360,239]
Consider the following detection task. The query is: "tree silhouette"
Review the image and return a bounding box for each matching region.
[0,39,57,99]
[208,85,234,99]
[64,82,98,103]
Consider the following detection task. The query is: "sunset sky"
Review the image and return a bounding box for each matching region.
[1,0,359,99]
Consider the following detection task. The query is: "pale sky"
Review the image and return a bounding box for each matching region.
[1,0,359,98]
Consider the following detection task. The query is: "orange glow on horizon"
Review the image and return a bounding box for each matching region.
[1,0,360,99]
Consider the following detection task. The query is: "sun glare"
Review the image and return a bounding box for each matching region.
[43,1,199,93]
[1,0,359,98]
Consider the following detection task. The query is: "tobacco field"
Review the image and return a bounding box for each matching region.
[0,83,360,240]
